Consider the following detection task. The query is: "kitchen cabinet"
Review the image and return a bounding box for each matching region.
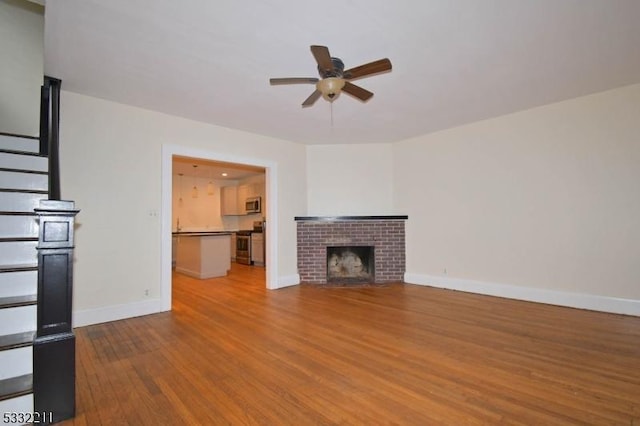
[251,232,264,266]
[221,186,239,215]
[172,236,177,268]
[230,233,236,261]
[245,182,260,199]
[236,185,249,213]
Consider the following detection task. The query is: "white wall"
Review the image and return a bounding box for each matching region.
[0,0,43,136]
[306,144,394,215]
[395,84,640,310]
[59,91,306,322]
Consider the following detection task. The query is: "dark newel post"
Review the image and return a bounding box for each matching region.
[33,200,80,424]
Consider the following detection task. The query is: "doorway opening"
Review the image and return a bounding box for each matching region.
[161,144,279,312]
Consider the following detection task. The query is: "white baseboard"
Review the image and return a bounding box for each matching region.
[73,298,163,327]
[404,273,640,317]
[276,274,300,289]
[73,274,300,327]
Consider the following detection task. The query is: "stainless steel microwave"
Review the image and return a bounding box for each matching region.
[245,196,261,214]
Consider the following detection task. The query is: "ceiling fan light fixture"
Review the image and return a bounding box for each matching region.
[270,45,392,107]
[316,77,345,102]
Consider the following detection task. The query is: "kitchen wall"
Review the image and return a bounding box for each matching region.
[306,143,394,215]
[0,0,43,136]
[171,173,265,231]
[171,175,238,231]
[394,83,640,310]
[59,91,306,324]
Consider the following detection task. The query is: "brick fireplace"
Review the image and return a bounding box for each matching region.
[295,216,407,284]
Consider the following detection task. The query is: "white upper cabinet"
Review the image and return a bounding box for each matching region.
[220,186,239,216]
[236,185,249,213]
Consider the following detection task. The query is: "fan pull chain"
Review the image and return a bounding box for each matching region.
[330,101,334,127]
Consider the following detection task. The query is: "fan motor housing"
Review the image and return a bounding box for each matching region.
[318,57,345,78]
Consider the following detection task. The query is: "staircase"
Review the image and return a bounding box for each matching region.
[0,133,46,415]
[0,77,77,424]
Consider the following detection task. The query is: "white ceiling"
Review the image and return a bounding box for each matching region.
[44,0,640,145]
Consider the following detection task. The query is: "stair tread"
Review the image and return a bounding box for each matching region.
[0,374,33,401]
[0,237,38,243]
[0,167,48,175]
[0,211,37,216]
[0,132,39,140]
[0,188,48,194]
[0,294,37,309]
[0,331,35,351]
[0,264,38,273]
[0,148,44,157]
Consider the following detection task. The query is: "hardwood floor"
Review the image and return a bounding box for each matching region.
[60,264,640,425]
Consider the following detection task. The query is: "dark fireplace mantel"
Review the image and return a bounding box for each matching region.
[295,215,409,222]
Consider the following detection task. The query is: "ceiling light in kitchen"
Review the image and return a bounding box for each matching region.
[207,168,214,195]
[191,165,198,198]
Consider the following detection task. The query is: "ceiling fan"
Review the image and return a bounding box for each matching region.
[269,45,392,107]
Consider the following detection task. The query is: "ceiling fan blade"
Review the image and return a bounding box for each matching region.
[310,45,334,72]
[302,90,322,107]
[270,77,319,85]
[342,81,374,102]
[344,58,392,80]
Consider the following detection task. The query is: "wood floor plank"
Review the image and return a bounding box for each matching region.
[58,263,640,425]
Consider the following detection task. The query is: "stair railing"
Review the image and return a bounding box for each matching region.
[39,76,61,201]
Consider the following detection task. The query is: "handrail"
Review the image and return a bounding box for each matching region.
[39,76,62,200]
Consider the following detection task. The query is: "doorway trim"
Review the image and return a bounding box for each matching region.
[160,144,279,311]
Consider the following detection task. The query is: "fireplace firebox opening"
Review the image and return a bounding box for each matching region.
[326,246,375,283]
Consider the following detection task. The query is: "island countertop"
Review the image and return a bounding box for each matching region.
[172,231,234,236]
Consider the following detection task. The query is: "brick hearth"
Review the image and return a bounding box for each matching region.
[295,216,407,284]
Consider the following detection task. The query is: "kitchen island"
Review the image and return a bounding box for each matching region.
[173,232,232,279]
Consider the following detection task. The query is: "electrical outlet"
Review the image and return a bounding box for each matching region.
[144,289,150,296]
[443,268,447,275]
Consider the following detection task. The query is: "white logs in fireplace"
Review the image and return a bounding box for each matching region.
[327,246,374,283]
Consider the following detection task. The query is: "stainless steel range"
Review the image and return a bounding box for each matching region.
[235,230,252,265]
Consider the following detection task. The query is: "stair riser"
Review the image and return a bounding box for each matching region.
[0,192,46,212]
[0,241,37,265]
[0,215,38,239]
[0,270,37,298]
[0,305,36,335]
[0,134,39,154]
[0,152,47,172]
[0,170,47,191]
[0,347,32,380]
[0,394,33,419]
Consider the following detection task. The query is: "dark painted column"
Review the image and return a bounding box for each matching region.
[33,200,79,424]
